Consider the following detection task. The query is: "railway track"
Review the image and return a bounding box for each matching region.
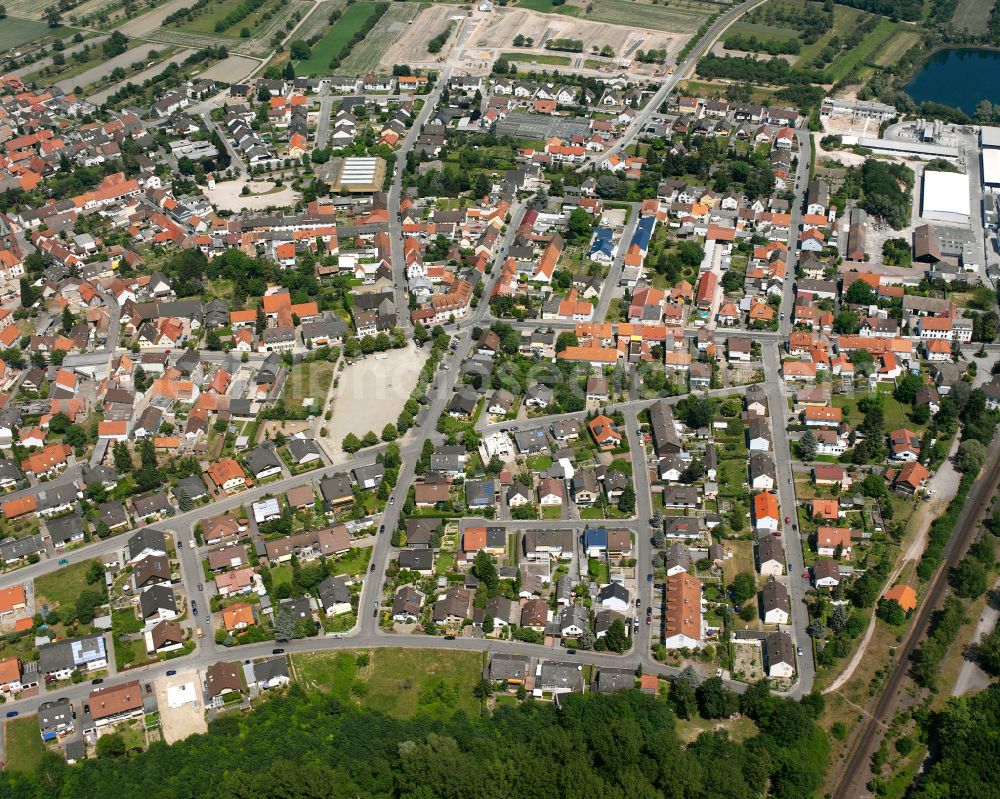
[832,433,1000,798]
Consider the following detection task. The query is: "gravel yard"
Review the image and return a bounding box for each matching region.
[204,178,299,212]
[155,670,208,744]
[322,343,427,459]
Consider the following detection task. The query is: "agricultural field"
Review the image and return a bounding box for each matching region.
[516,0,581,15]
[952,0,991,33]
[177,0,282,37]
[295,1,381,76]
[147,0,310,57]
[340,2,419,74]
[582,0,717,33]
[796,4,862,65]
[874,28,921,67]
[823,17,898,83]
[500,51,572,66]
[0,16,58,52]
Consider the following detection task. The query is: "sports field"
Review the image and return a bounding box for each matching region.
[0,16,54,52]
[501,51,572,66]
[296,1,380,75]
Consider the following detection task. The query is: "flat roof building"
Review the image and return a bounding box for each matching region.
[921,170,971,226]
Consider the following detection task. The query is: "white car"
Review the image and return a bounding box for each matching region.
[189,539,196,548]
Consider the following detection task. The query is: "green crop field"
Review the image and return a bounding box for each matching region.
[952,0,991,33]
[339,2,419,74]
[824,17,898,82]
[725,20,800,44]
[501,51,572,66]
[583,0,715,32]
[516,0,581,15]
[295,1,380,75]
[0,16,55,52]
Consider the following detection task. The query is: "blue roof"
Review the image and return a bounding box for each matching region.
[590,227,614,257]
[584,527,608,549]
[632,216,655,251]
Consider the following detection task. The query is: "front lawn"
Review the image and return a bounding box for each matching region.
[291,648,484,718]
[329,547,372,577]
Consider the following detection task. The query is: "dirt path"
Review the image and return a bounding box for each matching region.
[823,440,960,695]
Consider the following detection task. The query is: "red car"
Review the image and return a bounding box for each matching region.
[784,516,790,524]
[802,570,809,579]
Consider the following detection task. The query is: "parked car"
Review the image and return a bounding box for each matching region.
[369,563,375,572]
[5,711,17,718]
[166,669,176,676]
[801,570,809,579]
[197,583,203,592]
[797,646,804,657]
[91,678,103,685]
[784,516,790,524]
[646,573,653,583]
[271,649,285,655]
[58,558,68,565]
[191,601,198,616]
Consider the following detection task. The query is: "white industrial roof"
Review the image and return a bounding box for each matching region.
[983,126,1000,149]
[921,170,971,224]
[857,136,959,159]
[984,149,1000,186]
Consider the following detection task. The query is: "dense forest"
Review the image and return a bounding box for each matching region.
[911,683,1000,797]
[0,687,828,799]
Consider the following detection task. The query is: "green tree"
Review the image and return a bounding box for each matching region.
[473,550,499,591]
[342,433,361,453]
[274,608,295,642]
[381,424,398,442]
[696,676,739,718]
[798,430,818,461]
[730,572,756,604]
[957,439,986,474]
[604,619,629,653]
[617,484,636,514]
[951,556,989,599]
[876,598,906,625]
[95,732,126,758]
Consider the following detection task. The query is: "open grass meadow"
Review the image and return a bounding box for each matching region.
[0,16,56,52]
[282,359,335,407]
[34,559,100,612]
[291,648,485,718]
[295,1,381,75]
[5,717,48,772]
